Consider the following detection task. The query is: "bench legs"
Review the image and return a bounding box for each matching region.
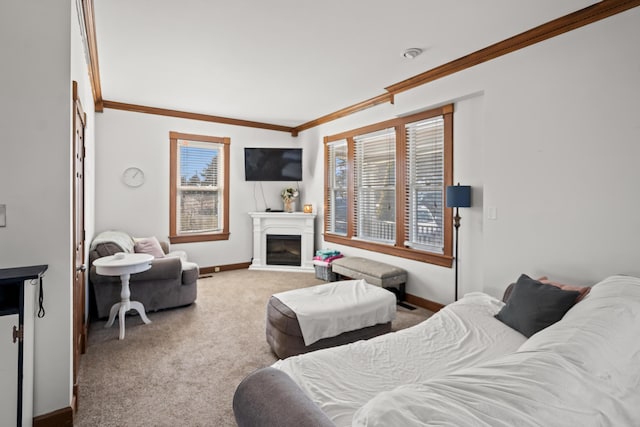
[383,283,406,303]
[334,274,415,310]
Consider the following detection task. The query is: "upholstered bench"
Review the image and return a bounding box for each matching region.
[331,257,408,302]
[266,280,396,359]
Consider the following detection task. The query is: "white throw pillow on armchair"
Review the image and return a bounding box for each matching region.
[133,236,165,258]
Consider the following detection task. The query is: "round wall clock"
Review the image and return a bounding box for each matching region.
[122,167,145,188]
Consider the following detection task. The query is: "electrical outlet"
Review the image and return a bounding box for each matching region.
[0,204,6,227]
[214,266,221,272]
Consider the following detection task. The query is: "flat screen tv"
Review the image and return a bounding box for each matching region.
[244,148,302,181]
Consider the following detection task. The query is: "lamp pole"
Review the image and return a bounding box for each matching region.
[446,183,471,302]
[453,207,461,301]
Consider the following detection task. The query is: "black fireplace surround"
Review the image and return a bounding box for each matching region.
[266,234,301,266]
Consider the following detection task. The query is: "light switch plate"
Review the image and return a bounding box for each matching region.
[487,207,497,220]
[0,204,5,227]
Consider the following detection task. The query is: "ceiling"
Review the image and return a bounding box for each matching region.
[93,0,597,128]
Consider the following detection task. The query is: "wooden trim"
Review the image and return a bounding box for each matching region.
[169,131,229,144]
[169,232,230,244]
[442,108,454,258]
[395,124,407,246]
[221,137,231,237]
[104,100,296,134]
[322,105,454,267]
[296,0,640,132]
[33,406,73,427]
[197,264,447,311]
[294,93,394,134]
[385,0,640,96]
[169,135,178,239]
[324,234,453,267]
[325,105,450,143]
[83,1,639,133]
[346,137,356,239]
[323,138,330,236]
[169,131,231,244]
[405,293,445,312]
[199,262,251,275]
[80,0,103,111]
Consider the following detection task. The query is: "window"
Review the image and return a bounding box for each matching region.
[324,105,453,267]
[354,127,396,244]
[169,131,230,243]
[405,115,445,253]
[326,141,348,235]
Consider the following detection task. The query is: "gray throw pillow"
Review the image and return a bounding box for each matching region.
[495,274,580,338]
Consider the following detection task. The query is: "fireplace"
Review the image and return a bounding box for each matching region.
[249,212,316,272]
[266,234,301,266]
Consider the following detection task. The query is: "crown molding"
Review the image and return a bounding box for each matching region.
[102,100,296,134]
[79,1,639,134]
[385,0,640,95]
[80,0,103,112]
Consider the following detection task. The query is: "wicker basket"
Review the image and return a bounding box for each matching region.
[314,264,337,282]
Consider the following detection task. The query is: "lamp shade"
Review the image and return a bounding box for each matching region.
[446,185,471,208]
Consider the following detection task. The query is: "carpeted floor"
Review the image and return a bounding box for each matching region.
[75,269,433,426]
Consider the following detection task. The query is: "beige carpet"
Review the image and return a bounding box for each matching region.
[75,269,433,426]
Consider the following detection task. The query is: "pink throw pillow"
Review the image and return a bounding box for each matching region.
[537,276,590,302]
[134,237,165,258]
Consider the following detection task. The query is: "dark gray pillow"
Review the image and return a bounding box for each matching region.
[495,274,580,338]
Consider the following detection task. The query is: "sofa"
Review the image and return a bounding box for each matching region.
[233,274,640,426]
[89,230,199,319]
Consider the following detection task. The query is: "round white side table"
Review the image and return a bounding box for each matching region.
[93,252,154,340]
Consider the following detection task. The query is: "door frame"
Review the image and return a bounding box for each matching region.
[72,80,87,413]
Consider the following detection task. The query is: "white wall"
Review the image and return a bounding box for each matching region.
[301,8,640,304]
[477,9,640,296]
[0,0,95,417]
[94,111,301,267]
[94,8,640,307]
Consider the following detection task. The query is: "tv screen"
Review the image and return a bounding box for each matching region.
[244,148,302,181]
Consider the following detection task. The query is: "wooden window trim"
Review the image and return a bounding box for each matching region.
[169,131,230,244]
[324,105,454,267]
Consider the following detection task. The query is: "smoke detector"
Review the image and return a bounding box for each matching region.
[402,48,423,59]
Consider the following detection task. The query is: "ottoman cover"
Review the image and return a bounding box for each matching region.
[267,280,395,359]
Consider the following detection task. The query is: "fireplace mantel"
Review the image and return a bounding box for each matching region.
[249,212,316,272]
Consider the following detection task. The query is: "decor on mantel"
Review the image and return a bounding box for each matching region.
[446,183,472,301]
[303,204,313,214]
[281,187,299,213]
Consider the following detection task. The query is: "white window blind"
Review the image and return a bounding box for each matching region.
[354,128,396,243]
[327,140,348,235]
[404,116,445,253]
[177,139,223,234]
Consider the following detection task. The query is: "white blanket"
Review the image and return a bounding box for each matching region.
[353,275,640,426]
[272,279,396,346]
[273,292,527,426]
[90,230,135,253]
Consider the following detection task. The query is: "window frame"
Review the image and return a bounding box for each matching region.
[323,105,454,267]
[326,140,349,236]
[169,131,230,244]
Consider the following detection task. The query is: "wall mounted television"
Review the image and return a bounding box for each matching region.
[244,148,303,181]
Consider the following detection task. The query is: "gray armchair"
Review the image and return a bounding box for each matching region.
[88,231,198,319]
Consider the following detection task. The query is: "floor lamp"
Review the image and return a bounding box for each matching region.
[446,184,471,301]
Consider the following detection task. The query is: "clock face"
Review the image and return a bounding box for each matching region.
[122,167,145,187]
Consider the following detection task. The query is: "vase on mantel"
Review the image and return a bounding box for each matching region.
[283,199,296,213]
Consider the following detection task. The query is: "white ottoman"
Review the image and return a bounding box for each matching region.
[267,280,396,359]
